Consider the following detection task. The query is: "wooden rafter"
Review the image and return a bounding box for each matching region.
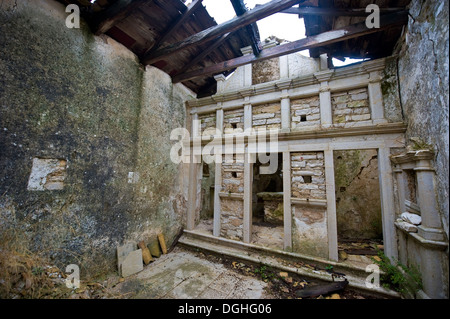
[172,10,408,83]
[145,0,204,55]
[143,0,304,65]
[175,32,234,75]
[230,0,261,56]
[280,6,406,17]
[92,0,146,35]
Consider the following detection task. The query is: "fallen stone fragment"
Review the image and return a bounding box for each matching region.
[121,249,143,278]
[396,219,418,232]
[138,240,153,265]
[117,242,137,273]
[147,240,162,258]
[401,212,422,225]
[158,233,168,254]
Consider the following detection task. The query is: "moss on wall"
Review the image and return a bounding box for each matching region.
[395,0,449,239]
[0,0,189,278]
[334,150,382,240]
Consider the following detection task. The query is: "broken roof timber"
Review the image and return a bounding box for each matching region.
[230,0,261,56]
[176,32,234,75]
[92,0,147,35]
[172,10,408,83]
[143,0,304,65]
[280,6,407,17]
[145,0,205,55]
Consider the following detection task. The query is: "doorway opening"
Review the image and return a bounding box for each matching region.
[333,149,383,267]
[251,152,284,249]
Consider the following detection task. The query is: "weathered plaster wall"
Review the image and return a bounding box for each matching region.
[0,0,191,277]
[290,151,328,258]
[395,0,449,237]
[334,149,382,240]
[252,58,280,85]
[292,205,328,258]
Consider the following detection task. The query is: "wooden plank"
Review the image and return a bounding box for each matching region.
[172,11,408,83]
[143,0,304,64]
[93,0,148,35]
[230,0,261,56]
[146,0,204,53]
[175,32,234,75]
[280,6,406,16]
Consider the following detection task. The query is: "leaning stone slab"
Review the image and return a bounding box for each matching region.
[117,242,137,273]
[121,249,144,277]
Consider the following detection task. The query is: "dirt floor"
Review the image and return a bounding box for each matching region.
[1,244,384,299]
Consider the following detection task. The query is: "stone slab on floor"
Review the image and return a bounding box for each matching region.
[111,247,275,299]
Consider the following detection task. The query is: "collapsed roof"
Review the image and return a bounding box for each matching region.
[58,0,410,97]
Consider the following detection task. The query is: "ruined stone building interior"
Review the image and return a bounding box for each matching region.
[0,0,448,299]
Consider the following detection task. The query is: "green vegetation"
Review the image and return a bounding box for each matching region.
[372,250,423,296]
[253,265,276,282]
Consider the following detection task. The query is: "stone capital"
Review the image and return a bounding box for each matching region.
[314,70,334,82]
[214,74,226,82]
[239,87,254,98]
[241,46,253,56]
[276,79,292,91]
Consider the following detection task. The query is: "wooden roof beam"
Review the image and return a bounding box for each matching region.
[146,0,204,55]
[92,0,148,35]
[172,10,408,83]
[175,32,234,75]
[143,0,304,65]
[280,6,406,17]
[230,0,261,56]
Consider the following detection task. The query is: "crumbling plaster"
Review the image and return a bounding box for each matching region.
[395,0,449,238]
[0,0,194,276]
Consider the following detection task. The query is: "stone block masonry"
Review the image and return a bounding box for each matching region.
[220,198,244,240]
[223,108,244,133]
[199,113,216,136]
[252,102,281,131]
[290,96,321,129]
[331,88,371,124]
[290,152,326,200]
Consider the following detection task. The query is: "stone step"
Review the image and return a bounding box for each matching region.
[178,230,400,299]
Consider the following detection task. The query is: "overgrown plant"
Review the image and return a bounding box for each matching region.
[254,265,276,282]
[372,250,423,296]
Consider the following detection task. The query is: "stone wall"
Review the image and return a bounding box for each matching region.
[252,58,280,85]
[223,108,244,133]
[334,149,382,240]
[0,0,192,277]
[252,102,281,131]
[395,0,449,238]
[220,198,244,240]
[331,88,371,124]
[290,152,326,200]
[290,96,321,129]
[198,112,216,136]
[292,205,328,258]
[221,154,244,194]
